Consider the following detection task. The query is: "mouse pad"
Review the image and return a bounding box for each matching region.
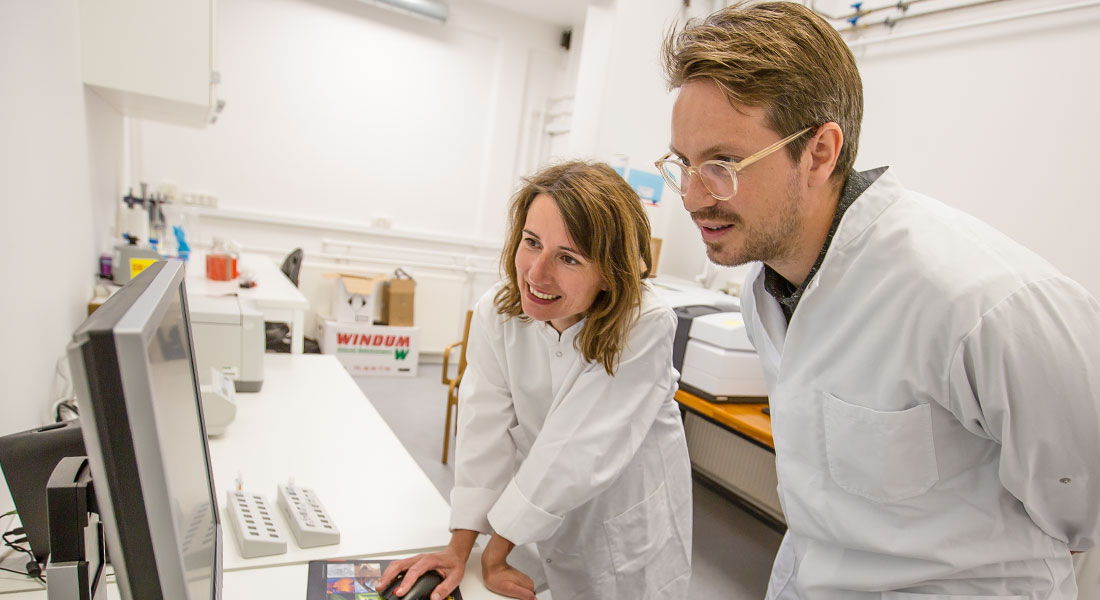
[306,558,462,600]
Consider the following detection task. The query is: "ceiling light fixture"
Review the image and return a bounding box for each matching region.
[356,0,449,24]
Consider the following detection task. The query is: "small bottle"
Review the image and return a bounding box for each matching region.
[206,237,233,281]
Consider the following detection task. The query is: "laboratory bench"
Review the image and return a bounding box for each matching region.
[186,251,311,354]
[0,355,506,599]
[674,389,785,531]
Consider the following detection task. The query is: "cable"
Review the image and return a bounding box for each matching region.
[1,515,46,584]
[52,399,79,423]
[50,354,79,423]
[0,565,35,577]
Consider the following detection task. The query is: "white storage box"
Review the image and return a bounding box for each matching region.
[688,312,753,351]
[680,339,767,399]
[189,295,265,392]
[328,274,386,323]
[317,320,419,376]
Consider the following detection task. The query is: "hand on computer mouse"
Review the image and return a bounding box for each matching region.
[376,542,470,600]
[378,570,445,600]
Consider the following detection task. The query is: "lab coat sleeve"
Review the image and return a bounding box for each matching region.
[449,295,518,534]
[947,276,1100,551]
[487,303,679,546]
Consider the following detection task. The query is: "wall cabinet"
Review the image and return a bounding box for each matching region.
[79,0,222,128]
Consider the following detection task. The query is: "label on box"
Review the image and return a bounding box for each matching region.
[318,321,419,376]
[130,257,159,279]
[334,331,414,360]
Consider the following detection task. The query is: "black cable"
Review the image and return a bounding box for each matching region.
[1,514,46,584]
[53,400,79,423]
[1,544,46,584]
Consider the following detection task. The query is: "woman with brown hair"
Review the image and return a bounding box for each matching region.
[380,161,692,600]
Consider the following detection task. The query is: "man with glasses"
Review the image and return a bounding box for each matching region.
[660,2,1100,599]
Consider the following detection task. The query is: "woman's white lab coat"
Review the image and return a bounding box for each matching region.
[450,282,692,600]
[742,168,1100,599]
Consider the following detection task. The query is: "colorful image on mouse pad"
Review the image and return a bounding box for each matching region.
[326,561,383,597]
[312,558,461,600]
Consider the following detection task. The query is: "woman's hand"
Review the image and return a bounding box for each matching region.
[377,530,477,600]
[481,534,536,600]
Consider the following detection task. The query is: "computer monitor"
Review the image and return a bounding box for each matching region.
[67,260,222,599]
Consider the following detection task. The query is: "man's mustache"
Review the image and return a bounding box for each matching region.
[691,205,741,224]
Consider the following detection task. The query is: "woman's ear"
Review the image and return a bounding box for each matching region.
[805,122,843,189]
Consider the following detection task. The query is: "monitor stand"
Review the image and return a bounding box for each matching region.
[44,457,104,600]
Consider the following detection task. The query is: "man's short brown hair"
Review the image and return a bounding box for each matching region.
[663,1,863,184]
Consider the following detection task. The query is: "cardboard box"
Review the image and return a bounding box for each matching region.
[381,277,415,326]
[649,237,663,278]
[317,320,419,377]
[326,273,386,323]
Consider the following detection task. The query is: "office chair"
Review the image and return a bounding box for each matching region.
[441,310,473,464]
[267,248,318,353]
[280,248,304,287]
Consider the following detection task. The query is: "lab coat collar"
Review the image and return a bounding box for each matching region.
[828,166,900,252]
[747,167,897,359]
[536,317,584,345]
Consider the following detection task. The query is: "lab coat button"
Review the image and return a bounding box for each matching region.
[1061,477,1072,484]
[545,558,552,564]
[555,351,563,357]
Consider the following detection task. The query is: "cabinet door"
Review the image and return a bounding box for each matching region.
[80,0,218,128]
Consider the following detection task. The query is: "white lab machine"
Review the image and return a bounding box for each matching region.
[650,276,741,312]
[200,367,238,436]
[679,312,767,401]
[189,294,265,391]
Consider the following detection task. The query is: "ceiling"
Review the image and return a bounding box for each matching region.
[475,0,596,28]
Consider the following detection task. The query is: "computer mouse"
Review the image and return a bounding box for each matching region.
[379,570,445,600]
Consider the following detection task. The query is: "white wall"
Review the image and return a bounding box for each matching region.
[851,0,1100,295]
[562,0,751,288]
[134,0,567,245]
[0,0,123,514]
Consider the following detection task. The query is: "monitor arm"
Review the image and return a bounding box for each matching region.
[45,457,105,600]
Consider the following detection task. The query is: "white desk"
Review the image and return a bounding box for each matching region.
[0,355,470,596]
[186,252,310,353]
[210,354,452,570]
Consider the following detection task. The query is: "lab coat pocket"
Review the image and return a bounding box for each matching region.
[541,543,608,600]
[508,422,533,459]
[823,393,938,503]
[603,483,690,597]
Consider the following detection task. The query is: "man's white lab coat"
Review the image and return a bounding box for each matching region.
[450,283,693,600]
[743,168,1100,599]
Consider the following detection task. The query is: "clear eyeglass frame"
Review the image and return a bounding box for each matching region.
[654,127,813,201]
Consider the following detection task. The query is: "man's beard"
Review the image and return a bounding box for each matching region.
[695,174,803,268]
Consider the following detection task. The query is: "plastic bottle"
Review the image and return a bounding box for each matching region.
[206,237,235,281]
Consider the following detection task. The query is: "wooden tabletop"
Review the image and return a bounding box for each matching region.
[674,389,773,449]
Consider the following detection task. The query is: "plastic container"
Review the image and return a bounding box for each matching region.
[206,238,238,281]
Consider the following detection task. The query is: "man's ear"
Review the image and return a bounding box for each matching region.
[805,122,843,188]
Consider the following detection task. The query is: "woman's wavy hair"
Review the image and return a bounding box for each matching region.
[495,161,653,375]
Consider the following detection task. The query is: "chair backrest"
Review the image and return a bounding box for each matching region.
[457,309,473,376]
[280,248,304,287]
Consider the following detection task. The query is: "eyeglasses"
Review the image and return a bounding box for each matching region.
[654,127,812,201]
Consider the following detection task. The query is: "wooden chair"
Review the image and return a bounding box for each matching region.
[441,310,473,464]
